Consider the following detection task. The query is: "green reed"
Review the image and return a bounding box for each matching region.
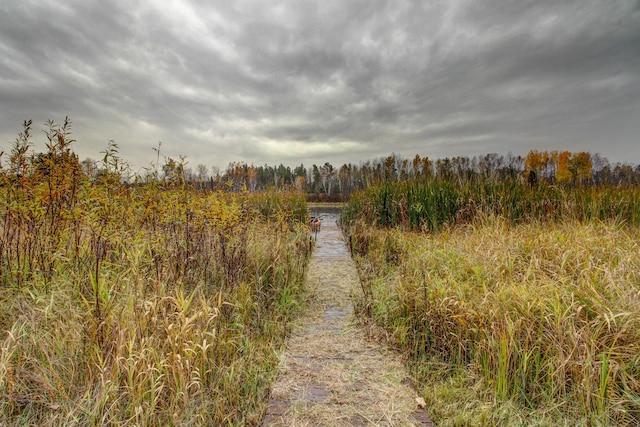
[343,178,640,425]
[342,179,640,232]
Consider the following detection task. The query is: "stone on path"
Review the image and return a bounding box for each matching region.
[262,213,432,426]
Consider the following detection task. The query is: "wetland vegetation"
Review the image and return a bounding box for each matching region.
[0,118,638,425]
[0,120,310,425]
[342,171,640,426]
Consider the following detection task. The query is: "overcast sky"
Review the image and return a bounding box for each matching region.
[1,0,639,173]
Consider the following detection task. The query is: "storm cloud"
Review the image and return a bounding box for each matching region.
[1,0,639,171]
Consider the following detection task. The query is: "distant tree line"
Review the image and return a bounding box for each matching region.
[128,151,636,196]
[4,119,639,195]
[74,150,640,195]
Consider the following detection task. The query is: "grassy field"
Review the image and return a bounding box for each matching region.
[0,129,312,425]
[343,181,640,425]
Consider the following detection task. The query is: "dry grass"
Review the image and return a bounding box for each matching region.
[0,209,312,425]
[348,215,640,425]
[0,122,312,426]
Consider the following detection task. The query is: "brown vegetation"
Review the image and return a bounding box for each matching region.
[0,119,311,425]
[342,179,640,425]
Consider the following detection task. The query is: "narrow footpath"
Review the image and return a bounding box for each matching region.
[262,212,432,426]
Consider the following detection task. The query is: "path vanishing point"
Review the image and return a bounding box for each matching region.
[262,211,433,426]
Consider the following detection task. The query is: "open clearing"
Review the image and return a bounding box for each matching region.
[262,212,432,426]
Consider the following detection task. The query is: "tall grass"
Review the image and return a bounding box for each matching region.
[0,122,312,425]
[343,181,640,425]
[342,180,640,232]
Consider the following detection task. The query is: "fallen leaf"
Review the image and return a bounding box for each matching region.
[416,396,426,409]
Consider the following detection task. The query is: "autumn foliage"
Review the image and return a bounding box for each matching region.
[525,150,593,184]
[0,119,311,425]
[343,153,640,424]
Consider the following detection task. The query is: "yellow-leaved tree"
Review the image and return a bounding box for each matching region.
[569,152,592,184]
[556,151,573,183]
[524,150,544,175]
[556,151,592,184]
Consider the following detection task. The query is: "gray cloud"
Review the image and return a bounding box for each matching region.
[1,0,639,172]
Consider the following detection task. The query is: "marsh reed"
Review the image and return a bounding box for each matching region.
[0,120,311,425]
[343,180,640,425]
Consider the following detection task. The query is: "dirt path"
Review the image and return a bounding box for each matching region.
[262,212,432,426]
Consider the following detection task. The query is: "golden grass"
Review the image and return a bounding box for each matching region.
[349,216,640,425]
[0,119,316,425]
[0,187,311,426]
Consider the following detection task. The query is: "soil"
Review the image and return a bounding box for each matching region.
[262,212,432,426]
